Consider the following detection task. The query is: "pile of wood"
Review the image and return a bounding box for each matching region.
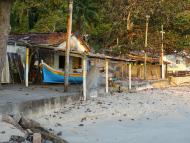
[2,114,68,143]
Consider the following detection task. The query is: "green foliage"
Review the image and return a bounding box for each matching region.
[10,0,190,54]
[11,0,68,33]
[174,10,190,35]
[73,0,99,34]
[31,11,67,32]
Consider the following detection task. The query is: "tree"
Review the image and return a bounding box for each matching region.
[64,0,73,92]
[11,0,67,33]
[174,10,190,35]
[0,0,11,82]
[93,0,190,55]
[9,0,190,55]
[73,0,98,34]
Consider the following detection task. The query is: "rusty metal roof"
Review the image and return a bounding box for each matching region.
[126,54,171,64]
[9,32,91,52]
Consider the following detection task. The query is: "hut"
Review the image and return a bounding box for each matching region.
[164,53,190,77]
[126,53,170,80]
[1,33,90,84]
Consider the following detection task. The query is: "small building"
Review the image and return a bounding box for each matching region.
[127,53,170,80]
[1,33,135,100]
[164,54,190,76]
[1,33,91,84]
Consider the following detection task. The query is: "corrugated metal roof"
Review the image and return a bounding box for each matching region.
[9,32,91,52]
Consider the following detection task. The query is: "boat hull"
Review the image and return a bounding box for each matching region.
[42,64,83,84]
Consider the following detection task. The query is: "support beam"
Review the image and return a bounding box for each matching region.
[105,59,109,93]
[160,25,165,79]
[94,58,98,66]
[129,64,132,90]
[121,62,124,79]
[161,65,165,79]
[144,53,147,80]
[82,56,87,101]
[165,64,168,78]
[144,15,150,80]
[25,48,29,87]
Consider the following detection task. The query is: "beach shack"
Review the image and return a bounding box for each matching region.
[164,53,190,77]
[1,33,91,84]
[126,53,170,80]
[1,32,136,100]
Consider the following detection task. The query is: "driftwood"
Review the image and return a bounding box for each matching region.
[20,117,68,143]
[2,114,26,133]
[2,114,68,143]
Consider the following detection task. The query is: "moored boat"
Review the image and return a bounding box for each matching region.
[42,62,83,84]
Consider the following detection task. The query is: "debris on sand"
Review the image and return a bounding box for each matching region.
[9,135,26,142]
[2,114,68,143]
[1,131,5,134]
[81,117,87,122]
[78,124,84,127]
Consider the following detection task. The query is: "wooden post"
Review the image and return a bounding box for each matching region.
[160,25,165,79]
[82,56,87,101]
[121,62,124,79]
[94,58,98,67]
[64,0,73,92]
[105,59,109,93]
[165,64,168,78]
[33,133,41,143]
[25,48,29,87]
[144,53,147,80]
[144,15,150,80]
[129,63,132,90]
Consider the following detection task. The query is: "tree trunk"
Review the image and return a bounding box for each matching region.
[0,0,11,83]
[64,0,73,92]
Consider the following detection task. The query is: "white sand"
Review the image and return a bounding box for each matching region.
[1,85,190,142]
[35,86,190,143]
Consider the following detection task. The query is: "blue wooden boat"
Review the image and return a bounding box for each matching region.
[42,62,83,84]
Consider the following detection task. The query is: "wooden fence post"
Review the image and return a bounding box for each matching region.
[82,56,87,100]
[105,59,109,93]
[129,63,132,90]
[25,48,29,87]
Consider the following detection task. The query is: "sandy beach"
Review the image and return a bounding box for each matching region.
[32,85,190,143]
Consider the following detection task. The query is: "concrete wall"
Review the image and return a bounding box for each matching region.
[169,76,190,86]
[0,93,82,118]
